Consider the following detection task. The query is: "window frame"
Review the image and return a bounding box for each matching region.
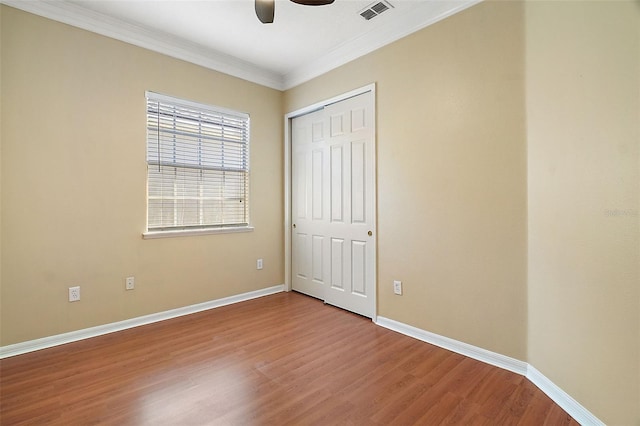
[143,91,253,239]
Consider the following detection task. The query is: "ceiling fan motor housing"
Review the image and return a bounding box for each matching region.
[256,0,335,24]
[290,0,335,5]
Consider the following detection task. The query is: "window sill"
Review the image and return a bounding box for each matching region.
[143,226,254,239]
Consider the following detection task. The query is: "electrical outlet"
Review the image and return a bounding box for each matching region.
[125,276,135,290]
[393,280,402,295]
[257,259,263,270]
[69,286,81,302]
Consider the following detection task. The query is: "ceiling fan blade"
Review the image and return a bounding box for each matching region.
[255,0,275,24]
[290,0,335,4]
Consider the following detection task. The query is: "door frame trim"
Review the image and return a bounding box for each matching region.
[284,83,377,321]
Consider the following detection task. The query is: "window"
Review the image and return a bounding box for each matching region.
[145,92,250,235]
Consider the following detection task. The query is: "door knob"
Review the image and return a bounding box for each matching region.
[368,230,372,236]
[293,224,297,228]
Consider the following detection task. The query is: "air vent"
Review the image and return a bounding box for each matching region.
[371,2,389,14]
[360,9,377,20]
[359,0,394,21]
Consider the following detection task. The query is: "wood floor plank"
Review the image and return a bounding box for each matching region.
[0,292,578,425]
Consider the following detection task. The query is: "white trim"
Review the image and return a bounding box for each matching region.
[286,83,377,120]
[146,91,250,119]
[284,113,292,292]
[143,226,254,239]
[0,284,284,359]
[375,316,605,426]
[527,365,605,426]
[0,286,607,425]
[1,0,481,91]
[281,0,482,89]
[1,0,284,90]
[284,83,377,322]
[375,316,528,375]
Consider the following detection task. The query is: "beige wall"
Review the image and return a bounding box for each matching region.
[526,1,640,425]
[286,1,529,360]
[2,1,639,424]
[286,1,639,423]
[0,5,4,334]
[0,6,284,345]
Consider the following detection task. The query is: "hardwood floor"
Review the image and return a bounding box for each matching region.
[0,292,577,425]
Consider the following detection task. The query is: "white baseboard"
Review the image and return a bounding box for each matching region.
[526,365,605,426]
[0,284,285,359]
[0,291,605,425]
[375,316,528,375]
[375,316,604,426]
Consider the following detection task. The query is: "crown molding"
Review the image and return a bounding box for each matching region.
[1,0,286,90]
[281,0,482,89]
[2,0,481,92]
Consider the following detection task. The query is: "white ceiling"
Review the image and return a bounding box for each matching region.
[4,0,481,90]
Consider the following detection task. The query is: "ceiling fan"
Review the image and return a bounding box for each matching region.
[255,0,335,24]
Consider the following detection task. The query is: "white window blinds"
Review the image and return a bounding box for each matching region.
[146,92,250,232]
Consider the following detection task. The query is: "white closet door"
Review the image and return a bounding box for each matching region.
[291,108,327,300]
[291,91,375,318]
